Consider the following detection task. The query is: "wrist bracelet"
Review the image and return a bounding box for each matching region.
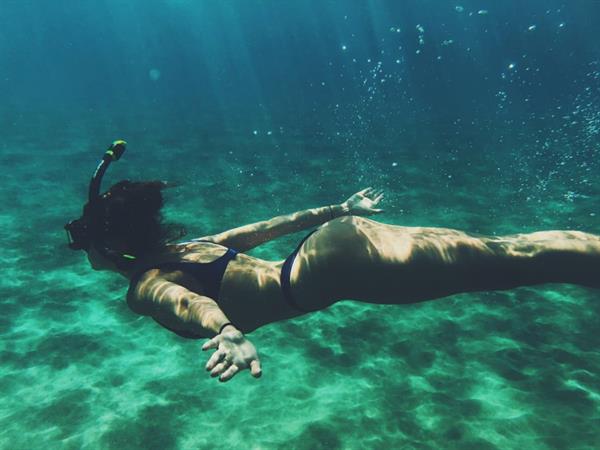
[219,322,234,334]
[328,205,335,220]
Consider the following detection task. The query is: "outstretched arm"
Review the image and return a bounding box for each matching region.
[197,204,347,252]
[197,187,384,252]
[128,277,261,382]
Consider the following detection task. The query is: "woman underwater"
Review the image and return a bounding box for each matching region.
[66,142,600,382]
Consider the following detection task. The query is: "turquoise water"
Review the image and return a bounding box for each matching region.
[2,1,600,449]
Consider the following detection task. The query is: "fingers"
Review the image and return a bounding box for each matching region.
[357,187,384,199]
[219,364,240,382]
[202,335,262,383]
[202,336,219,351]
[205,355,262,382]
[210,360,230,378]
[250,360,262,378]
[205,349,226,371]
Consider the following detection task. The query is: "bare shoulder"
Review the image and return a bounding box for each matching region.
[126,269,162,315]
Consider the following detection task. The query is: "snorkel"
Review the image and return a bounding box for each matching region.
[64,140,137,268]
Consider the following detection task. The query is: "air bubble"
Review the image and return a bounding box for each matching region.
[148,68,161,81]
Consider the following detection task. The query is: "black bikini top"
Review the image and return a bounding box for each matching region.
[128,241,238,339]
[133,243,237,296]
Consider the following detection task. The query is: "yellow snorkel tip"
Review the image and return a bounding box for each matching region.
[106,140,127,161]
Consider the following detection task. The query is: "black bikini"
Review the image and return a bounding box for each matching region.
[129,232,316,339]
[280,230,317,313]
[128,241,238,339]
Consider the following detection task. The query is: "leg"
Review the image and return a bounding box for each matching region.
[293,217,600,308]
[482,230,600,290]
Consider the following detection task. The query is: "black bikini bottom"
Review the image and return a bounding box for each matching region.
[280,229,318,312]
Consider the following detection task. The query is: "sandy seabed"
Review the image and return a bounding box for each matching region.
[1,119,599,450]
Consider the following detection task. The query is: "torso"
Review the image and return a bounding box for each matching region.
[129,241,308,333]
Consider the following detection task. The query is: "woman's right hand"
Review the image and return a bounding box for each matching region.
[202,327,262,382]
[341,187,384,216]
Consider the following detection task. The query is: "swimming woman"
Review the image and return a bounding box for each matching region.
[66,142,600,382]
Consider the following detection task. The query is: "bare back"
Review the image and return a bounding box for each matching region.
[128,242,307,333]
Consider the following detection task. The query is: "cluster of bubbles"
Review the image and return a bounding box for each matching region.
[364,60,386,101]
[507,62,600,215]
[455,5,488,16]
[495,90,508,110]
[416,24,425,54]
[329,5,503,157]
[323,5,587,201]
[570,63,600,149]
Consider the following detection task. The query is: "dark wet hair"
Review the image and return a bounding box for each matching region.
[94,180,186,257]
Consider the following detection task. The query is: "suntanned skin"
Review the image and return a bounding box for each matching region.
[88,188,600,382]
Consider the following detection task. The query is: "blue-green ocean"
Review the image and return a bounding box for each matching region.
[1,1,599,449]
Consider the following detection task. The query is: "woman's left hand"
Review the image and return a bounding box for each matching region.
[202,327,262,382]
[341,187,384,216]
